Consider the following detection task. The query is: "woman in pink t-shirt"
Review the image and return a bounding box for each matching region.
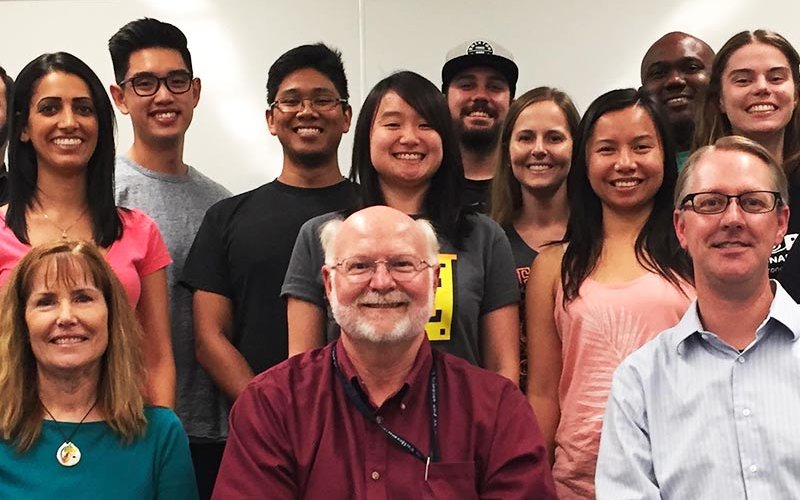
[526,88,694,499]
[1,52,174,408]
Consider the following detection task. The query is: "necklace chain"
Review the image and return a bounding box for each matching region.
[39,205,89,240]
[41,399,98,445]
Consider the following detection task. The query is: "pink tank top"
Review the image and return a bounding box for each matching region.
[552,272,693,499]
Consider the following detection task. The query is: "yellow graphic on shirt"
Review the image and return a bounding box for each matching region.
[426,253,456,341]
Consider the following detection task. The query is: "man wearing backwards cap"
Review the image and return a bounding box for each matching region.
[442,39,518,212]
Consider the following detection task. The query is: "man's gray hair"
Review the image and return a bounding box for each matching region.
[320,216,440,265]
[675,135,789,208]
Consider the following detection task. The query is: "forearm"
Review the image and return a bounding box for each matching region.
[196,337,255,401]
[481,305,521,386]
[144,349,177,408]
[528,394,560,465]
[287,297,326,357]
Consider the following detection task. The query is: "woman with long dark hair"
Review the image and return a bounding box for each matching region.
[0,52,175,407]
[283,71,520,382]
[526,88,693,499]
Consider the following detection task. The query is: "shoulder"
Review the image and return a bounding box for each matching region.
[186,166,232,198]
[144,406,183,427]
[439,351,521,400]
[118,207,158,227]
[531,244,565,279]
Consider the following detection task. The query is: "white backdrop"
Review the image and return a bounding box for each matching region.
[3,0,800,194]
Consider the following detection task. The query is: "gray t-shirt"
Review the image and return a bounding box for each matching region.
[281,212,520,366]
[115,156,231,442]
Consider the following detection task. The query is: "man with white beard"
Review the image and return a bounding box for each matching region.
[213,206,556,499]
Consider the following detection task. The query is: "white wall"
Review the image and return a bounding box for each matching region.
[3,0,800,194]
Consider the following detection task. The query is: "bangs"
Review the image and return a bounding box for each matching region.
[24,252,101,297]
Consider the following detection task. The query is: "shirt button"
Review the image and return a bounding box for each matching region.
[375,416,384,424]
[749,464,758,474]
[371,471,380,481]
[738,356,746,363]
[742,408,751,417]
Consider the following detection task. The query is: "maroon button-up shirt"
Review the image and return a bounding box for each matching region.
[213,339,556,499]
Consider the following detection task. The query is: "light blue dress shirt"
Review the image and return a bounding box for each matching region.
[596,282,800,500]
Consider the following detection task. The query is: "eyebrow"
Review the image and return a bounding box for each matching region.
[728,66,790,75]
[375,110,404,120]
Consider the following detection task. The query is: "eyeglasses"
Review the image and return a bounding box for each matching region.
[331,255,435,283]
[680,191,782,214]
[119,70,194,97]
[269,96,348,113]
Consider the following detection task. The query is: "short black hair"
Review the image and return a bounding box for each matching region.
[108,17,193,83]
[0,65,13,146]
[267,43,348,104]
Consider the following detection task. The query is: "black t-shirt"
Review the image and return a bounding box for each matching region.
[463,178,491,213]
[181,179,358,374]
[0,166,8,205]
[775,181,800,299]
[503,225,538,297]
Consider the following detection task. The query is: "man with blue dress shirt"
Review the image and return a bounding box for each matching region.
[596,135,800,499]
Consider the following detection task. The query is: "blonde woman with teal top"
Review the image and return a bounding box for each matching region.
[0,241,197,499]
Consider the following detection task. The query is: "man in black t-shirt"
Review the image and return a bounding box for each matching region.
[441,39,517,212]
[181,44,358,404]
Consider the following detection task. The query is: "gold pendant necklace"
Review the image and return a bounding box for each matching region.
[40,206,89,240]
[41,399,97,467]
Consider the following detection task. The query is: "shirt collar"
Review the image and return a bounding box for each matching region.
[674,280,800,354]
[334,337,434,406]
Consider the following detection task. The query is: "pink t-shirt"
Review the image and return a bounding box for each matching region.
[0,208,171,307]
[552,272,693,500]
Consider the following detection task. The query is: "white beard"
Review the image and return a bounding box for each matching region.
[329,281,433,344]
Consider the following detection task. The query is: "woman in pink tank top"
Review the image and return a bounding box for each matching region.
[526,88,694,499]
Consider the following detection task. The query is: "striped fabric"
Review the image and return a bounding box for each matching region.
[596,282,800,500]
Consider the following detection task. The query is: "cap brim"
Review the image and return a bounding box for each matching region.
[442,54,518,89]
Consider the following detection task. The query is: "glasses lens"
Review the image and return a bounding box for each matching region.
[739,192,775,213]
[167,72,192,93]
[312,97,338,111]
[342,257,374,277]
[692,193,728,214]
[132,75,158,96]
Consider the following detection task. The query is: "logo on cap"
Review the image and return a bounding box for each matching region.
[467,41,494,56]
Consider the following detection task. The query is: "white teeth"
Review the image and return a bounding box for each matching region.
[527,164,552,171]
[468,111,490,118]
[154,111,176,119]
[717,242,746,248]
[394,153,424,161]
[748,104,776,113]
[52,336,86,345]
[612,179,640,187]
[296,127,322,135]
[666,97,688,104]
[53,138,82,146]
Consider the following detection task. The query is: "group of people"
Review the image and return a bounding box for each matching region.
[0,14,798,500]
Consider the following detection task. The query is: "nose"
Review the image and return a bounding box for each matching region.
[153,80,175,103]
[368,262,397,292]
[614,147,636,172]
[56,300,77,327]
[399,125,420,145]
[532,136,547,158]
[296,98,317,118]
[58,108,77,130]
[753,74,770,95]
[664,68,687,89]
[720,198,746,229]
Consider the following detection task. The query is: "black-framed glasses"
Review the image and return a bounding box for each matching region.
[680,191,782,214]
[119,70,194,97]
[269,96,348,113]
[331,255,435,283]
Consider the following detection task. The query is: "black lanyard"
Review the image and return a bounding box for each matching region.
[331,345,440,464]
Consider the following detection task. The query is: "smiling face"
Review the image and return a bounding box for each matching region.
[323,207,436,344]
[720,42,798,143]
[110,47,200,147]
[447,66,511,151]
[266,67,351,168]
[21,71,98,173]
[24,256,109,378]
[674,148,788,289]
[586,105,664,215]
[641,33,713,130]
[369,91,444,192]
[509,100,573,195]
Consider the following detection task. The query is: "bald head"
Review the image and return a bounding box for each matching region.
[641,32,714,149]
[321,206,439,265]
